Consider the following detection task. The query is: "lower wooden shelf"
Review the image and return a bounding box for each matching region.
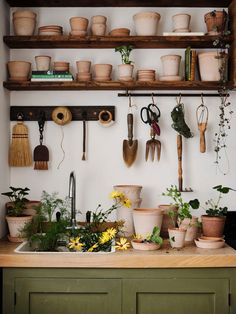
[3,80,234,91]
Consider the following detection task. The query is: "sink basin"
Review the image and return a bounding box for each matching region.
[14,241,115,254]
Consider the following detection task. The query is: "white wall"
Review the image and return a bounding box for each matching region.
[8,7,236,222]
[0,1,10,237]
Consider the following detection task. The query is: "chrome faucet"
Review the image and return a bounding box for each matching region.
[68,171,78,231]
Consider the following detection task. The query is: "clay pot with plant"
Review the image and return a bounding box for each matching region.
[163,185,200,247]
[115,45,134,81]
[131,226,163,251]
[204,9,228,35]
[201,185,235,238]
[1,187,34,242]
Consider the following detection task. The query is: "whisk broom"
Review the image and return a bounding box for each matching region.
[9,113,32,167]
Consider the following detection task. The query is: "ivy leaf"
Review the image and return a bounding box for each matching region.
[189,199,200,209]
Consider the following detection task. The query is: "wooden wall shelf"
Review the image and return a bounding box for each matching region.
[3,35,233,49]
[5,0,233,7]
[3,80,233,91]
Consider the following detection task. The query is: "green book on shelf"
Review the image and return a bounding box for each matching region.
[185,47,191,81]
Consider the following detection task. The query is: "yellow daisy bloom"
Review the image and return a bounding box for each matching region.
[106,227,117,240]
[110,191,124,199]
[99,231,110,244]
[68,237,84,251]
[122,198,131,208]
[133,233,142,240]
[115,237,130,250]
[87,243,99,252]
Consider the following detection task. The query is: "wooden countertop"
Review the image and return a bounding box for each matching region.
[1,240,236,268]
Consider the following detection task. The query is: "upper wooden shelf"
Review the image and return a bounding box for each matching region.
[5,0,233,7]
[3,80,234,91]
[3,35,233,49]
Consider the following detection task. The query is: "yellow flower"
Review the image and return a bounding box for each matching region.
[88,243,99,252]
[122,198,131,208]
[68,237,84,251]
[133,233,142,240]
[99,231,111,244]
[110,191,124,199]
[115,237,130,250]
[106,227,117,240]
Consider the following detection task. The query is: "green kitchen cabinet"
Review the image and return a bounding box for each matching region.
[3,268,236,314]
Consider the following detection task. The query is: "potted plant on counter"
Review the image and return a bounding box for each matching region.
[201,185,235,238]
[163,185,200,248]
[131,226,163,251]
[1,186,33,242]
[115,45,134,81]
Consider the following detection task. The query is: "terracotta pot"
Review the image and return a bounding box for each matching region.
[7,61,31,81]
[23,201,41,216]
[131,239,161,251]
[116,198,142,237]
[158,204,178,238]
[69,17,89,31]
[35,55,51,71]
[91,23,106,36]
[94,64,112,77]
[6,215,33,240]
[91,15,107,24]
[76,61,91,73]
[178,216,198,242]
[133,12,161,36]
[172,13,191,32]
[53,61,70,72]
[113,185,142,201]
[109,28,130,36]
[204,11,227,34]
[133,208,163,239]
[198,51,227,81]
[13,17,36,36]
[13,10,36,19]
[201,215,226,238]
[161,54,181,76]
[118,64,134,81]
[168,228,186,248]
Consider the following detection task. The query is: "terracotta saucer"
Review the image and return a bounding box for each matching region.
[195,239,225,249]
[131,239,161,251]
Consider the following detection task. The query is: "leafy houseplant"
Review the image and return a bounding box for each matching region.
[201,185,235,238]
[1,187,33,241]
[131,226,163,251]
[115,45,134,81]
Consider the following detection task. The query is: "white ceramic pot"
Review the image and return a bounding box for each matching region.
[35,55,51,71]
[118,64,134,80]
[91,15,107,24]
[6,215,33,239]
[76,61,91,73]
[113,185,142,201]
[168,228,186,248]
[172,13,191,31]
[178,216,198,242]
[133,208,163,239]
[13,17,36,36]
[91,23,106,36]
[198,51,226,81]
[133,11,161,36]
[161,54,181,76]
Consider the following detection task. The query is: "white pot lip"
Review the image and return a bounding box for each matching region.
[70,16,88,21]
[172,13,191,18]
[133,11,161,19]
[114,184,142,188]
[198,51,219,57]
[201,214,226,219]
[168,227,186,232]
[35,55,51,58]
[133,208,163,214]
[161,54,181,59]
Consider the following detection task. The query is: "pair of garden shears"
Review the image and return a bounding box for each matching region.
[140,103,161,136]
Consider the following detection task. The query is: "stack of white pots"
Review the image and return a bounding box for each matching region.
[76,61,92,81]
[91,15,107,36]
[13,10,37,36]
[160,54,182,81]
[113,185,142,237]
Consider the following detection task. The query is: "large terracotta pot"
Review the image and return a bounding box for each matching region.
[13,13,36,36]
[133,208,163,239]
[6,215,33,241]
[7,61,31,81]
[91,15,107,24]
[198,52,227,81]
[201,215,226,238]
[178,216,199,242]
[35,55,51,71]
[70,17,89,31]
[133,11,161,36]
[158,204,178,238]
[161,54,181,76]
[94,64,112,77]
[168,228,186,248]
[113,185,142,201]
[204,11,227,34]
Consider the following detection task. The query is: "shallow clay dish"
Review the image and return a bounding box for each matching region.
[131,239,161,251]
[159,75,182,81]
[198,236,224,243]
[195,239,225,249]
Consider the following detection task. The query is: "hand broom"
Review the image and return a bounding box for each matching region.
[9,113,32,167]
[33,111,49,170]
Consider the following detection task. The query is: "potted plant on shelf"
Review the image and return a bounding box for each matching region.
[201,185,235,238]
[163,185,200,248]
[131,226,163,251]
[1,186,34,242]
[115,45,134,81]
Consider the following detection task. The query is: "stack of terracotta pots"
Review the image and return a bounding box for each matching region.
[38,25,63,36]
[91,15,107,36]
[53,61,70,72]
[76,61,92,81]
[113,185,142,237]
[160,54,182,81]
[137,69,156,81]
[70,17,89,36]
[13,10,37,36]
[94,64,112,81]
[7,61,31,81]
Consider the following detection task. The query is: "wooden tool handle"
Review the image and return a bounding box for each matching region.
[177,134,183,192]
[199,129,206,153]
[127,113,133,142]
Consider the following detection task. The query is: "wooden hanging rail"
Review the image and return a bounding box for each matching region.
[10,106,115,121]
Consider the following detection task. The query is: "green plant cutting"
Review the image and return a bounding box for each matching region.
[115,45,133,64]
[2,186,30,216]
[135,226,163,246]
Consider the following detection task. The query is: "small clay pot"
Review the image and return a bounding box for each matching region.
[109,28,130,36]
[131,239,161,251]
[70,17,89,31]
[91,15,107,24]
[118,64,134,81]
[94,64,112,78]
[161,54,181,76]
[133,11,161,36]
[201,215,226,238]
[172,13,191,32]
[76,61,91,73]
[53,61,70,72]
[13,17,36,36]
[91,23,106,36]
[7,61,31,81]
[204,11,227,34]
[168,228,186,248]
[35,55,51,71]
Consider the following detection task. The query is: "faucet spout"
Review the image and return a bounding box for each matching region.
[68,171,77,230]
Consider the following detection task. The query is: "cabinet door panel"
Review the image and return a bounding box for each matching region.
[15,278,121,314]
[123,278,229,314]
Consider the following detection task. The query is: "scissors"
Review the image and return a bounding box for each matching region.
[140,103,161,136]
